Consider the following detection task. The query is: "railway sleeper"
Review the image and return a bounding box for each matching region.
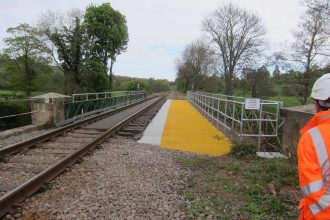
[0,167,43,174]
[117,131,134,137]
[121,128,145,134]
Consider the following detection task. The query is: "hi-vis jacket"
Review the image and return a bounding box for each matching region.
[298,110,330,219]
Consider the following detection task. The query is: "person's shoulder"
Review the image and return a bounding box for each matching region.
[298,128,314,146]
[317,122,330,131]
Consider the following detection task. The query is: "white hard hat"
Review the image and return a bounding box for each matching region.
[311,73,330,101]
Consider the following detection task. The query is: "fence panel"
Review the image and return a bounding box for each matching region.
[62,91,147,126]
[187,91,283,148]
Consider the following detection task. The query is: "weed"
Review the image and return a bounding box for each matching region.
[219,213,232,220]
[243,202,267,216]
[189,200,211,217]
[205,169,219,182]
[184,190,195,201]
[180,154,299,218]
[180,157,210,168]
[228,163,240,172]
[212,197,227,206]
[231,144,257,159]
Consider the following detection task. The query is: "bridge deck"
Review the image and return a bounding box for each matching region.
[84,97,158,131]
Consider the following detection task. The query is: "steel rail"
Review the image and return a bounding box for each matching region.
[0,95,166,217]
[0,96,155,159]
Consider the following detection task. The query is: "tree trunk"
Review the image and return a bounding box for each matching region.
[24,56,31,97]
[303,83,309,105]
[225,74,232,95]
[64,72,70,95]
[109,59,115,91]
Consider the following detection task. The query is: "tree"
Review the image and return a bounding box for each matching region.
[202,3,266,95]
[175,40,217,93]
[39,10,85,94]
[81,57,108,92]
[246,66,274,98]
[3,23,51,96]
[305,0,330,19]
[291,6,329,104]
[84,3,129,89]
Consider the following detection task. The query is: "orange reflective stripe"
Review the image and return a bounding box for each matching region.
[307,127,330,214]
[309,193,330,215]
[301,179,324,196]
[309,127,330,187]
[320,114,330,121]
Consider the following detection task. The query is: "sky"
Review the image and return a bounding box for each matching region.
[0,0,305,81]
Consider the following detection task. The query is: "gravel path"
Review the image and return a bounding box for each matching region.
[0,129,54,149]
[16,137,192,220]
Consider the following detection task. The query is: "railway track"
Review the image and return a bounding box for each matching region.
[0,95,166,218]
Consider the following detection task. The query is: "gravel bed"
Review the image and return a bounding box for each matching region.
[14,137,194,220]
[0,129,55,149]
[8,154,61,166]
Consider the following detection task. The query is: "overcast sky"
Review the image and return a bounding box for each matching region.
[0,0,305,81]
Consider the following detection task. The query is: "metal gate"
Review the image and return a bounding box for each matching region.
[187,91,284,148]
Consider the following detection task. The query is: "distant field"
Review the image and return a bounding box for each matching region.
[0,90,44,100]
[169,84,177,92]
[269,96,312,108]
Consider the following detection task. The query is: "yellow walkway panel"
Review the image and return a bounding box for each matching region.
[160,100,231,156]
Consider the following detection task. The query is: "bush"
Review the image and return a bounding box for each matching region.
[0,101,31,131]
[231,144,258,158]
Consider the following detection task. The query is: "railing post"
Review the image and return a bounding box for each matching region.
[258,104,263,149]
[217,99,220,121]
[224,99,228,126]
[232,102,235,129]
[240,103,244,136]
[212,97,214,119]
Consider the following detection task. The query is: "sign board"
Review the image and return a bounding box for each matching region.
[244,98,261,110]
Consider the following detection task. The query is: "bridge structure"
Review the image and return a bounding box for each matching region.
[187,91,283,148]
[61,91,146,126]
[0,90,309,219]
[1,90,284,151]
[0,91,147,134]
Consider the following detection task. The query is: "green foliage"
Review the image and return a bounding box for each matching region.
[82,58,109,92]
[47,16,84,94]
[175,40,220,93]
[179,155,299,219]
[112,75,170,93]
[231,144,258,159]
[242,67,275,98]
[0,101,31,131]
[271,69,324,104]
[3,23,51,96]
[0,51,64,95]
[84,2,129,88]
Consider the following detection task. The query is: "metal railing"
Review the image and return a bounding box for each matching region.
[0,99,36,131]
[187,91,284,148]
[72,91,144,102]
[61,91,147,126]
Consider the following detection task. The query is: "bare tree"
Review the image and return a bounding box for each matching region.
[305,0,330,17]
[291,6,329,104]
[175,39,217,92]
[202,3,266,95]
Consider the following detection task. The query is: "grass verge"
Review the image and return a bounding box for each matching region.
[179,153,300,219]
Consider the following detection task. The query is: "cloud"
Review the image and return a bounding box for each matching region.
[0,0,305,81]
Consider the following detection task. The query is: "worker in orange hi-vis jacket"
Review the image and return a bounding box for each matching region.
[298,73,330,219]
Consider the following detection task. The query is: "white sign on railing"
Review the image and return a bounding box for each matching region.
[244,98,261,110]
